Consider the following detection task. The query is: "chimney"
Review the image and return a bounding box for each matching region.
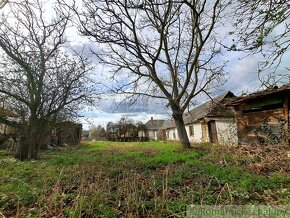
[151,117,153,123]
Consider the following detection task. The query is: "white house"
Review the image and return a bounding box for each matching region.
[161,91,238,145]
[143,117,165,140]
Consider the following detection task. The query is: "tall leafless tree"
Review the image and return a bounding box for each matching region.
[69,0,229,148]
[0,0,8,9]
[232,0,290,87]
[0,0,93,159]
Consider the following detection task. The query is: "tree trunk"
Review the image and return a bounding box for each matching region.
[172,112,191,148]
[15,118,49,160]
[15,124,37,160]
[15,130,29,160]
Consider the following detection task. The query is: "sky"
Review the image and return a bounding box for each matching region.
[72,1,289,130]
[1,0,289,130]
[78,51,281,130]
[79,44,290,131]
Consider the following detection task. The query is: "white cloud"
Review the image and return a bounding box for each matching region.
[222,54,261,94]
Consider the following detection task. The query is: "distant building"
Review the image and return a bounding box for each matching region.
[143,117,165,140]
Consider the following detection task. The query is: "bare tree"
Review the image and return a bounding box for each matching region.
[69,0,228,148]
[105,117,144,141]
[0,0,93,159]
[232,0,290,87]
[0,0,8,9]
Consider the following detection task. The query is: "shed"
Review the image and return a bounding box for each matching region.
[229,86,290,145]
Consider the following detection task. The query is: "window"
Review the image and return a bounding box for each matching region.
[173,132,176,139]
[189,125,194,136]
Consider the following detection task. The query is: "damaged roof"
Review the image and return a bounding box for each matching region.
[228,85,290,106]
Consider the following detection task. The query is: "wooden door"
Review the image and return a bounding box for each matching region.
[208,121,218,144]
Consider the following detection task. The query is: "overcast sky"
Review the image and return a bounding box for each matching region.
[78,52,267,130]
[70,2,289,130]
[2,1,289,130]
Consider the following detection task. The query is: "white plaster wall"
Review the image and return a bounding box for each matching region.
[163,119,238,145]
[165,128,179,141]
[138,131,145,137]
[148,130,156,140]
[216,120,238,146]
[186,123,203,143]
[154,131,157,140]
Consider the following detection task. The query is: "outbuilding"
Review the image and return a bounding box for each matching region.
[229,86,290,145]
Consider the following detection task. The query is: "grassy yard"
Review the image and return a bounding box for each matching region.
[0,141,289,217]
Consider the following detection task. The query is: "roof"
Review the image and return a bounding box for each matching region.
[160,119,176,130]
[228,85,290,106]
[161,91,235,130]
[145,119,165,130]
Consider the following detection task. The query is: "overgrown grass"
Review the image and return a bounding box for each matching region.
[0,141,289,217]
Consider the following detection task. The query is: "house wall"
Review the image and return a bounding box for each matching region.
[148,130,157,140]
[138,131,146,137]
[165,128,179,141]
[164,119,237,145]
[215,119,238,146]
[164,123,206,143]
[185,123,203,143]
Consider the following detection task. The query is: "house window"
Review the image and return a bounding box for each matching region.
[189,125,194,136]
[173,132,176,139]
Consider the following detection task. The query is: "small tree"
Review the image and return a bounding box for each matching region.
[106,117,142,141]
[0,0,93,159]
[69,0,229,148]
[0,0,8,9]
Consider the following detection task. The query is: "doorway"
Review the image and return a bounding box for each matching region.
[208,121,218,144]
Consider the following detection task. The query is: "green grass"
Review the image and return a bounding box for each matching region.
[0,141,289,217]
